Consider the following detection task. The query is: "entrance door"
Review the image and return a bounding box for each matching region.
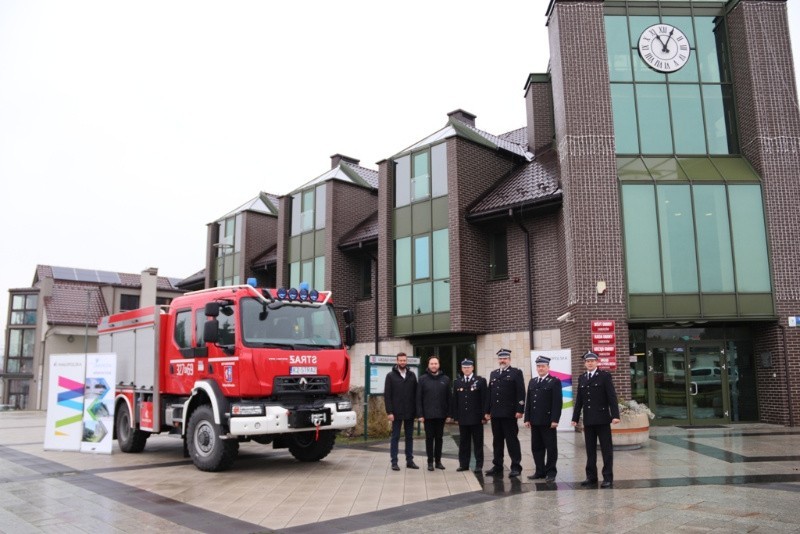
[413,341,476,381]
[650,343,730,425]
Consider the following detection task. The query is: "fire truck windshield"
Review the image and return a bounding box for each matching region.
[240,297,343,349]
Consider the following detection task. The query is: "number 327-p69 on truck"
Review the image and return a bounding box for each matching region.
[98,283,357,471]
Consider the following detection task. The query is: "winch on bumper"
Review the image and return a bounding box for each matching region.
[227,400,356,435]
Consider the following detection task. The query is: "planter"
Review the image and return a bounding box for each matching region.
[611,412,650,450]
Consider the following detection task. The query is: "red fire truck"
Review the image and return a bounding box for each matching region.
[97,283,357,471]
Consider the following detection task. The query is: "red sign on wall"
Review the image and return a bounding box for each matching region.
[590,321,617,370]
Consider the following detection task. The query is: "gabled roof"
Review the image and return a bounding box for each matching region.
[44,282,109,326]
[175,269,205,289]
[499,126,527,147]
[36,265,183,291]
[287,162,378,195]
[251,244,278,269]
[393,118,532,161]
[216,192,279,221]
[468,147,561,220]
[338,211,379,251]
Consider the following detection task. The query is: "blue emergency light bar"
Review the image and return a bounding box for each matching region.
[275,286,322,302]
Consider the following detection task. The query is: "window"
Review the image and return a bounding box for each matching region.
[291,184,326,237]
[195,309,206,348]
[360,257,373,299]
[174,310,191,349]
[156,296,172,306]
[622,182,770,295]
[214,213,242,287]
[10,294,37,325]
[5,329,34,374]
[120,294,140,311]
[394,143,448,208]
[395,229,449,316]
[606,12,737,156]
[288,184,327,289]
[489,231,508,279]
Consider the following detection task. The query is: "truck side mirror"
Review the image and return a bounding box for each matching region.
[204,319,220,344]
[343,309,354,325]
[204,302,220,317]
[345,324,355,348]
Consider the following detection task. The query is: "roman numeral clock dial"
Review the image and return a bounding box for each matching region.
[638,23,691,73]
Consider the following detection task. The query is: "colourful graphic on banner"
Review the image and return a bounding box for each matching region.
[44,353,87,451]
[81,354,117,454]
[550,371,573,409]
[55,376,85,431]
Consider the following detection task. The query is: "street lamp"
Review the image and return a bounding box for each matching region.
[213,243,234,286]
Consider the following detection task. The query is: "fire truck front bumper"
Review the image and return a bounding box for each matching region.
[228,401,357,436]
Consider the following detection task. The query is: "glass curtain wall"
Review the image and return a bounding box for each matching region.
[288,184,327,290]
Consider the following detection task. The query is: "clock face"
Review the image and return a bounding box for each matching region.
[638,23,691,73]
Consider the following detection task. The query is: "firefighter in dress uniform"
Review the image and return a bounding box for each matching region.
[484,348,525,478]
[523,354,562,482]
[571,351,620,488]
[450,358,488,473]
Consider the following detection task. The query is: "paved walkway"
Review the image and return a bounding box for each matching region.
[2,411,800,533]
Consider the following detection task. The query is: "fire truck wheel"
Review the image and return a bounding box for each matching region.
[288,430,336,462]
[187,405,239,472]
[115,403,149,453]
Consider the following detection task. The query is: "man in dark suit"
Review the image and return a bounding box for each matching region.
[571,351,620,488]
[484,348,526,478]
[384,352,419,471]
[523,355,563,482]
[451,358,488,473]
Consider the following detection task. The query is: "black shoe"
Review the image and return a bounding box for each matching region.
[484,469,502,476]
[435,462,445,470]
[527,473,545,480]
[474,468,483,474]
[600,480,613,488]
[407,461,419,469]
[545,476,556,482]
[580,479,598,487]
[391,464,400,471]
[456,466,469,472]
[509,470,521,478]
[427,463,434,471]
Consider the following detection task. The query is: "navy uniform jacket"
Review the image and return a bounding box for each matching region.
[523,375,563,426]
[451,374,488,426]
[571,369,620,426]
[486,366,525,418]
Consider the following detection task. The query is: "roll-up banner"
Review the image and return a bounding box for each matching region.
[530,349,573,431]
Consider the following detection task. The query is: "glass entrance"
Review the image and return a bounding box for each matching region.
[650,343,730,425]
[413,341,476,381]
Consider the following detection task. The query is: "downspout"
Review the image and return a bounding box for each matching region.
[779,324,795,426]
[512,209,534,350]
[371,254,379,355]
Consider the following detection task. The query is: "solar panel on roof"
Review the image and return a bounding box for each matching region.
[51,266,78,280]
[74,268,99,282]
[97,271,121,284]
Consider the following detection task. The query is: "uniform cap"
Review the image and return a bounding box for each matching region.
[460,359,474,366]
[582,351,599,361]
[496,348,512,358]
[535,355,551,365]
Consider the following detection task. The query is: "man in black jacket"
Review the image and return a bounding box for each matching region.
[484,348,526,478]
[384,352,419,470]
[523,355,562,482]
[571,351,620,488]
[451,358,487,473]
[416,356,450,471]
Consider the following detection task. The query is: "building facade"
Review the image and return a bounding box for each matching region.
[0,266,185,410]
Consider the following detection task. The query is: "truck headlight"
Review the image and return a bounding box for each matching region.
[337,400,352,411]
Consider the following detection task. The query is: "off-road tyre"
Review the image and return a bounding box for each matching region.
[115,402,149,453]
[186,405,239,472]
[288,430,336,462]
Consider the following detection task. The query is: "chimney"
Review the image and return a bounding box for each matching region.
[140,267,159,308]
[524,73,555,153]
[330,154,360,169]
[446,109,476,127]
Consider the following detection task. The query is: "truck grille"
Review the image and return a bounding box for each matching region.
[274,376,330,394]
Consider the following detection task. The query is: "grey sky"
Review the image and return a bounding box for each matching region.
[0,1,798,344]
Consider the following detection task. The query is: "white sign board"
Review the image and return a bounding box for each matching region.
[530,349,573,431]
[366,355,420,395]
[44,354,86,451]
